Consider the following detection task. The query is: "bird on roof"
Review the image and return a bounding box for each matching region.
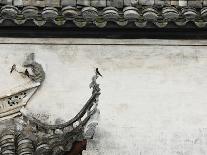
[10,64,16,74]
[24,69,30,78]
[95,68,102,77]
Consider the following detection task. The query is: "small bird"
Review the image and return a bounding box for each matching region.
[10,64,16,74]
[24,69,30,78]
[96,68,102,77]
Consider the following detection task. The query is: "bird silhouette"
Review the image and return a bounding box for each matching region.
[10,64,16,74]
[24,69,30,78]
[96,68,102,77]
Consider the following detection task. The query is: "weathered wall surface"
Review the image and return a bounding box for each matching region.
[0,39,207,155]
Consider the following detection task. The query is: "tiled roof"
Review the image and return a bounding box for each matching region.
[0,0,207,27]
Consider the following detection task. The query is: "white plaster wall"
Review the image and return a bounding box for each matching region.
[0,39,207,155]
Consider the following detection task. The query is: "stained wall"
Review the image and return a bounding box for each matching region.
[0,39,207,155]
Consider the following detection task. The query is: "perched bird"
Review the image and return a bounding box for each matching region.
[96,68,102,77]
[10,64,16,74]
[24,69,30,78]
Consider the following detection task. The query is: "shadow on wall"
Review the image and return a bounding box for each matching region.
[64,140,87,155]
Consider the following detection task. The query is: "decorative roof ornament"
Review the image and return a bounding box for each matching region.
[0,53,44,121]
[0,5,19,19]
[0,53,101,155]
[82,7,98,21]
[103,7,120,21]
[61,6,78,19]
[123,7,140,21]
[162,6,179,20]
[142,7,159,21]
[22,6,39,19]
[42,7,58,20]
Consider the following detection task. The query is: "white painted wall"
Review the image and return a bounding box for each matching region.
[0,39,207,155]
